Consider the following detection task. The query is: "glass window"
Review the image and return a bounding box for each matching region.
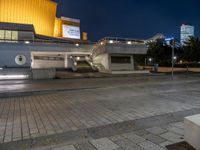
[12,31,18,40]
[0,30,4,40]
[5,30,12,40]
[111,56,131,64]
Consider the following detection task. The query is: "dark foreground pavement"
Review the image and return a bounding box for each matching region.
[0,74,200,149]
[0,73,198,97]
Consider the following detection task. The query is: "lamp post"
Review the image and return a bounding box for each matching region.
[144,58,147,70]
[172,38,175,80]
[165,37,175,80]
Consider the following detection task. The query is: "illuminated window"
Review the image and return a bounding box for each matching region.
[5,30,12,40]
[0,30,4,40]
[12,31,18,40]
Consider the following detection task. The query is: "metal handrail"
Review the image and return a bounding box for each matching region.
[0,39,97,46]
[97,37,145,45]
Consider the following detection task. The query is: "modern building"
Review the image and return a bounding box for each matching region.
[181,24,195,45]
[0,0,148,79]
[92,38,147,73]
[0,0,85,40]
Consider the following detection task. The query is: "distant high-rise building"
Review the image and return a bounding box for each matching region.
[180,24,195,45]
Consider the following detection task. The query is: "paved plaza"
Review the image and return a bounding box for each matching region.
[0,75,200,149]
[32,121,185,150]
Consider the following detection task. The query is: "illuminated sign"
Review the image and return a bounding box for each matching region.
[62,25,80,39]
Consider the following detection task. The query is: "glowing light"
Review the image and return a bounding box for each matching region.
[174,56,177,60]
[149,58,152,62]
[75,43,79,46]
[127,41,132,45]
[0,75,29,80]
[24,41,30,44]
[165,37,174,41]
[109,40,114,44]
[100,42,104,45]
[76,57,80,60]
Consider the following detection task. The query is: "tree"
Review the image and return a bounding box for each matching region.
[147,39,173,65]
[182,37,200,63]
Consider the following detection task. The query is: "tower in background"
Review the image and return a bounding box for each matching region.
[180,24,195,45]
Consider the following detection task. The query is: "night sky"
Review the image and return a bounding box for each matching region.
[55,0,200,42]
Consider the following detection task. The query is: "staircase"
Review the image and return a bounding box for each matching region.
[75,61,97,73]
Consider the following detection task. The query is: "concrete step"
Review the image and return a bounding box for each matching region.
[111,70,150,74]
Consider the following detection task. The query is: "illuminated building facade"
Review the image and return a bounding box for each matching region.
[0,0,84,40]
[181,24,195,45]
[54,17,81,39]
[0,0,57,37]
[0,0,148,78]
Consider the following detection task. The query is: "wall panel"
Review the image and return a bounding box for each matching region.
[0,0,57,36]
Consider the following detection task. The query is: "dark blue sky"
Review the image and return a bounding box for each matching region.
[55,0,200,42]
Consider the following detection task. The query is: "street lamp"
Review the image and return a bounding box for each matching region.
[149,58,152,62]
[174,56,177,60]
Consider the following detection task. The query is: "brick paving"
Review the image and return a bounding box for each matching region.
[31,121,185,150]
[0,76,200,149]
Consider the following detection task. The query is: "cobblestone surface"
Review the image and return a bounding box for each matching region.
[0,76,200,149]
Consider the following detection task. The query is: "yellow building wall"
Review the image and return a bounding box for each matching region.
[0,0,57,36]
[54,18,62,37]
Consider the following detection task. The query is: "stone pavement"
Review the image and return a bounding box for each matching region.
[0,76,200,149]
[30,121,185,150]
[0,74,197,96]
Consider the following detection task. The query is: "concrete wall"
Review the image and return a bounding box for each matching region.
[31,52,66,69]
[32,59,65,69]
[93,54,135,72]
[92,43,147,57]
[0,42,146,73]
[31,69,56,80]
[0,45,31,67]
[65,55,74,69]
[184,114,200,150]
[0,42,94,68]
[110,55,134,71]
[93,53,110,72]
[101,54,110,70]
[106,43,147,54]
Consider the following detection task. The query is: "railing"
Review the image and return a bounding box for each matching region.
[0,37,146,46]
[97,37,145,45]
[0,39,96,46]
